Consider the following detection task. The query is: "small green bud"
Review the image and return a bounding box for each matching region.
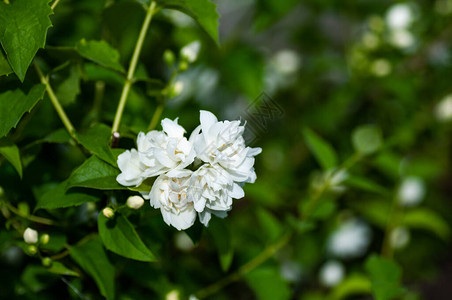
[18,202,29,216]
[42,257,52,267]
[163,50,175,66]
[40,234,50,245]
[168,80,184,98]
[28,245,38,255]
[179,61,188,72]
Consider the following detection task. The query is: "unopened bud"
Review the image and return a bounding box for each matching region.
[42,257,52,267]
[40,234,50,245]
[126,195,145,210]
[28,245,38,255]
[23,228,38,244]
[168,80,184,98]
[163,49,175,66]
[180,41,201,63]
[18,202,29,216]
[102,207,114,219]
[179,61,188,72]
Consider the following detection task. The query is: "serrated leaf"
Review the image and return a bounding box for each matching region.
[0,85,46,138]
[70,237,115,300]
[156,0,220,44]
[0,0,53,81]
[352,125,383,155]
[402,208,450,241]
[67,156,125,190]
[77,123,116,166]
[303,127,338,170]
[0,50,12,76]
[76,39,125,73]
[55,65,81,106]
[46,262,80,277]
[98,212,156,262]
[35,181,100,210]
[0,137,22,178]
[207,218,233,272]
[365,255,405,300]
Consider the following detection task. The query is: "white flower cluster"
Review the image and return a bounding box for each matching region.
[117,111,261,230]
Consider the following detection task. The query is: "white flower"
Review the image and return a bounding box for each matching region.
[327,219,371,259]
[102,207,115,218]
[116,149,147,186]
[180,41,201,63]
[23,228,38,244]
[148,169,196,230]
[116,118,195,187]
[319,260,345,287]
[191,110,262,183]
[398,176,425,207]
[189,164,244,226]
[127,195,145,209]
[386,3,414,30]
[434,94,452,122]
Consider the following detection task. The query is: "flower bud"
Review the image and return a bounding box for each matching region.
[23,228,38,244]
[126,195,145,210]
[168,80,184,98]
[27,245,38,255]
[180,40,201,63]
[178,61,188,72]
[42,257,52,267]
[18,202,29,216]
[102,207,115,219]
[163,49,175,66]
[40,234,50,245]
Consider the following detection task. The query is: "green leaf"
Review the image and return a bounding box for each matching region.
[77,123,116,166]
[402,208,450,241]
[41,128,71,144]
[67,156,125,191]
[156,0,220,44]
[352,125,383,155]
[76,39,125,73]
[46,262,80,277]
[70,237,115,300]
[55,65,81,106]
[0,50,12,76]
[245,267,291,300]
[0,0,53,81]
[303,127,338,170]
[0,137,22,178]
[256,208,283,241]
[0,84,46,138]
[329,274,372,300]
[35,181,100,210]
[207,218,233,272]
[365,255,405,300]
[98,212,157,262]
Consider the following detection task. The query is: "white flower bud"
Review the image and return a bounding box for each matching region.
[319,260,345,287]
[127,195,145,210]
[180,41,201,63]
[23,228,38,244]
[102,207,115,219]
[165,290,180,300]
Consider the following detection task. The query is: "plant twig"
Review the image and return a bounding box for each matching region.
[111,1,158,141]
[51,0,61,10]
[3,201,54,226]
[34,62,78,142]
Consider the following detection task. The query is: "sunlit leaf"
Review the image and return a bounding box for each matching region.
[0,137,22,178]
[365,255,405,300]
[402,208,450,241]
[98,212,157,262]
[75,39,125,73]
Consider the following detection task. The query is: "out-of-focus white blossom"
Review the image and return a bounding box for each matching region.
[280,260,302,282]
[398,176,425,207]
[181,41,201,63]
[434,94,452,122]
[386,4,414,29]
[127,195,145,209]
[319,260,345,287]
[390,226,410,249]
[148,169,196,230]
[174,232,195,252]
[165,290,180,300]
[371,59,392,77]
[272,49,301,75]
[23,228,38,244]
[327,219,372,259]
[390,29,416,49]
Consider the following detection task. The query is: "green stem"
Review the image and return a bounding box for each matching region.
[148,103,164,131]
[3,201,54,226]
[34,62,78,142]
[111,1,157,136]
[381,195,404,258]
